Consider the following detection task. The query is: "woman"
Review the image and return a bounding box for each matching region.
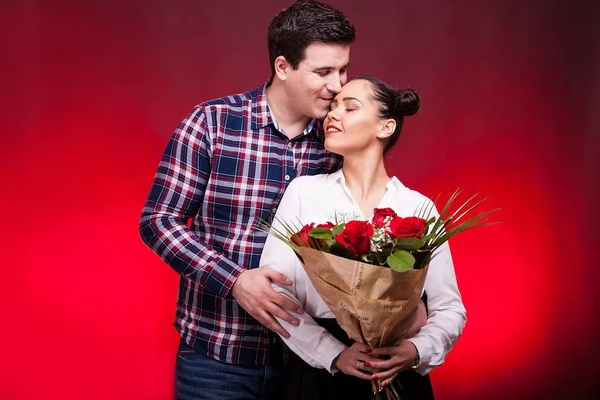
[259,76,467,399]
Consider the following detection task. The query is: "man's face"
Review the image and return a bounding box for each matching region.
[285,43,350,120]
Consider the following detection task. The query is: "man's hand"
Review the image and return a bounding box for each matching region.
[231,268,302,338]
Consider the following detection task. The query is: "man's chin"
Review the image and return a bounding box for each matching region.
[312,108,329,120]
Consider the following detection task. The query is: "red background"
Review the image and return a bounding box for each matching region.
[2,1,598,399]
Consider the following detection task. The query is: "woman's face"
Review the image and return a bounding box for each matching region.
[323,79,391,157]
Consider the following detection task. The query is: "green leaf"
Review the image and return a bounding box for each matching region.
[387,250,415,272]
[419,233,436,242]
[329,242,357,259]
[308,228,333,239]
[392,237,425,251]
[332,223,345,237]
[431,189,461,237]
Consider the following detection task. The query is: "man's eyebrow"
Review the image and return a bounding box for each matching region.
[313,63,350,71]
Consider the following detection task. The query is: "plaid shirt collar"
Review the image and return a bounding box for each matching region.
[251,81,325,143]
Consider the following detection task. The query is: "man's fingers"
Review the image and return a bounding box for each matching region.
[266,302,299,327]
[254,274,300,312]
[255,310,290,338]
[269,291,304,313]
[264,268,293,286]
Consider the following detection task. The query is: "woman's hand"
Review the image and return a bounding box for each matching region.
[333,342,380,380]
[334,299,426,383]
[364,340,419,387]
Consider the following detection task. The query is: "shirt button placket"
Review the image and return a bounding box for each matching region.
[285,141,295,184]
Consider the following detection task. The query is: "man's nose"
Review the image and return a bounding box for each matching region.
[327,72,342,94]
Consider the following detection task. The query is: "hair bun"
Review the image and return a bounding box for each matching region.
[396,88,420,116]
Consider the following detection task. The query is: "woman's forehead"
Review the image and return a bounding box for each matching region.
[336,79,372,101]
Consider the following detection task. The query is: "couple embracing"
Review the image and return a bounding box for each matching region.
[140,1,466,399]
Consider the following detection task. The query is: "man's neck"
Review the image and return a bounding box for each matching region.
[266,81,312,139]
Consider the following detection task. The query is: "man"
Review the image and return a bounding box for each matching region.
[139,1,355,398]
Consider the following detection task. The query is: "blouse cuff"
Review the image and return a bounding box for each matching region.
[406,336,436,376]
[319,337,347,374]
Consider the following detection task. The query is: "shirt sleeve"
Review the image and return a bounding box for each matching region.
[259,179,347,374]
[406,206,467,375]
[139,106,244,298]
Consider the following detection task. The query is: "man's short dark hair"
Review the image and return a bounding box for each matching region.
[268,1,356,76]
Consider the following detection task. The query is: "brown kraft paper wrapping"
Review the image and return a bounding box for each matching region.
[298,247,429,348]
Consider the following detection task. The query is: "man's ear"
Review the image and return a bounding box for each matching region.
[274,56,290,81]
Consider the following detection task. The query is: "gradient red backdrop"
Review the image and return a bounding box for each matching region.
[2,1,599,399]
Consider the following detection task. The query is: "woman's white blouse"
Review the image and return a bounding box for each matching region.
[259,170,467,375]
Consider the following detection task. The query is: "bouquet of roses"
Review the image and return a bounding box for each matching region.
[260,191,497,399]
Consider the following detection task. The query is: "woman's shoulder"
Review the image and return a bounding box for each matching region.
[390,177,437,209]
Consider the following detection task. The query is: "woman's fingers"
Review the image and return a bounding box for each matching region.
[372,366,401,382]
[380,373,400,389]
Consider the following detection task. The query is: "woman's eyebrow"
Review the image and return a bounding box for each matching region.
[341,97,363,105]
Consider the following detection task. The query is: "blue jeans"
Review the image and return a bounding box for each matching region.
[175,339,288,400]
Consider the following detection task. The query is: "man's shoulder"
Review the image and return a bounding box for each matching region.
[195,84,264,112]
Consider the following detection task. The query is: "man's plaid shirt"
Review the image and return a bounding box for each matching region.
[140,82,342,365]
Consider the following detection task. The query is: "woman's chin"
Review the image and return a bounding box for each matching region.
[324,142,345,157]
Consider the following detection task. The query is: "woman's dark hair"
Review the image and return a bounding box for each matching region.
[268,1,356,77]
[354,76,420,154]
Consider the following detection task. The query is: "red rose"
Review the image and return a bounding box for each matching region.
[372,207,397,228]
[387,216,426,239]
[317,222,335,230]
[335,220,374,255]
[291,223,315,247]
[314,222,335,246]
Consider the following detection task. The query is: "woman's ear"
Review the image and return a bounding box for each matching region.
[274,56,290,81]
[377,119,396,139]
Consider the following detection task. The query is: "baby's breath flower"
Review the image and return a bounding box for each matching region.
[370,227,392,252]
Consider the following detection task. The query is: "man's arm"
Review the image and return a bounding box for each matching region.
[139,106,299,334]
[139,107,244,297]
